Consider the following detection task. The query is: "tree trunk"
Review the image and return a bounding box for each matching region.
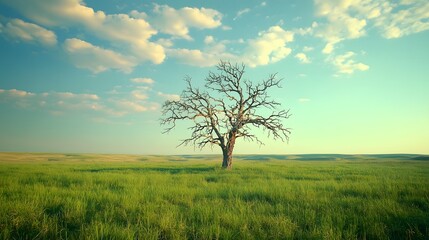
[222,133,236,170]
[222,149,232,169]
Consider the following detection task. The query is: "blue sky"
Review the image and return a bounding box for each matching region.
[0,0,428,154]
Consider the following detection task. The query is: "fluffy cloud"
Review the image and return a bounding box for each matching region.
[0,87,162,115]
[221,25,232,31]
[0,0,165,66]
[0,89,35,97]
[0,89,36,109]
[331,51,369,74]
[295,53,311,64]
[156,38,174,48]
[0,88,101,111]
[64,38,137,73]
[131,78,155,84]
[303,46,314,52]
[151,4,222,39]
[204,35,215,44]
[157,92,180,101]
[0,1,299,70]
[243,26,294,67]
[313,0,429,53]
[0,89,36,108]
[131,90,148,100]
[167,37,239,67]
[1,18,57,46]
[168,48,225,67]
[314,0,367,54]
[0,0,157,41]
[309,0,428,75]
[374,1,429,39]
[168,25,294,68]
[50,92,99,101]
[115,100,151,112]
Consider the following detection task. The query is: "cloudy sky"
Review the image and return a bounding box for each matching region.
[0,0,428,154]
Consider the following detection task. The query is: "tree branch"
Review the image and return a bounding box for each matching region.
[160,60,291,153]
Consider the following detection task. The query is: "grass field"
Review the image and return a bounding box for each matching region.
[0,153,428,239]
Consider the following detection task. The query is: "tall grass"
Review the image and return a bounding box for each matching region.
[0,153,428,239]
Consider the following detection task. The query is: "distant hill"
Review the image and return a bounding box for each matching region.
[412,155,429,161]
[179,154,429,161]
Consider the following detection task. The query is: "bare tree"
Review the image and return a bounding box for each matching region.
[161,61,291,169]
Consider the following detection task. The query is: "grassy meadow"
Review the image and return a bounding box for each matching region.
[0,153,428,239]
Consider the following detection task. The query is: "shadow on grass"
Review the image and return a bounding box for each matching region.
[75,166,215,174]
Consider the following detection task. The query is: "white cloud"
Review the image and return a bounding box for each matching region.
[331,51,369,74]
[157,92,180,101]
[0,87,162,115]
[168,25,294,68]
[52,92,99,101]
[131,90,148,100]
[131,78,155,84]
[0,88,103,111]
[314,0,367,55]
[295,53,311,64]
[322,42,335,54]
[384,27,402,39]
[171,38,232,65]
[97,14,165,64]
[222,25,232,31]
[43,91,103,113]
[156,38,174,48]
[0,89,36,108]
[168,37,239,67]
[294,22,318,35]
[313,0,429,53]
[261,2,267,7]
[374,1,429,39]
[0,0,165,65]
[168,48,227,67]
[204,35,214,44]
[309,1,429,74]
[5,89,35,97]
[64,38,137,73]
[316,3,367,38]
[1,18,57,46]
[0,90,34,108]
[129,10,148,19]
[115,100,156,112]
[234,8,250,20]
[243,26,294,67]
[303,46,314,52]
[151,4,222,40]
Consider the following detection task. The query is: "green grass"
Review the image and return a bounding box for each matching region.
[0,153,428,239]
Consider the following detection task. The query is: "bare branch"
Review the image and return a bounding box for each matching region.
[243,110,292,142]
[160,60,291,167]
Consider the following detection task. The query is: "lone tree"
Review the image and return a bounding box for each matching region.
[161,61,291,169]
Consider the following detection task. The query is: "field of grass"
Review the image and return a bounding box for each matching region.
[0,152,428,239]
